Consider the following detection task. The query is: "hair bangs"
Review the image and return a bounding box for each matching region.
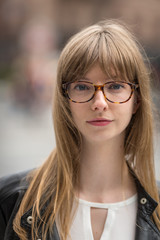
[98,32,137,83]
[63,34,101,83]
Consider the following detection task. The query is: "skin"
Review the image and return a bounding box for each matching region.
[69,63,139,240]
[70,63,138,146]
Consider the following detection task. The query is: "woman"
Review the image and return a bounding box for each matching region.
[0,20,160,240]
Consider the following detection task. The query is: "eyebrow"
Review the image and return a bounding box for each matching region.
[78,76,121,82]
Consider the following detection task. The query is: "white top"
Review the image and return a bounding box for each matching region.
[67,194,137,240]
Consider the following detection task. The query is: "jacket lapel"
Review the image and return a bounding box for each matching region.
[134,177,160,239]
[21,207,60,240]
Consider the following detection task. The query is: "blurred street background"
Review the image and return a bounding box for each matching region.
[0,0,160,179]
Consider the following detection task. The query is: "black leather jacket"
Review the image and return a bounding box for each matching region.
[0,170,160,240]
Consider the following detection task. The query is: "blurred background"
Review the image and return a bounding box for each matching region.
[0,0,160,179]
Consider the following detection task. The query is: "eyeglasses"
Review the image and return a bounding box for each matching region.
[62,80,139,104]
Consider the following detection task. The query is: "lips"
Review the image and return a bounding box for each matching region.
[86,118,113,126]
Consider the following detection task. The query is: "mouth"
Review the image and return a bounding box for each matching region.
[86,118,113,126]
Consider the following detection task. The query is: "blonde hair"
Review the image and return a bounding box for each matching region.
[13,20,160,239]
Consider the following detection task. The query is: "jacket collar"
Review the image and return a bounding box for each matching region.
[134,176,158,216]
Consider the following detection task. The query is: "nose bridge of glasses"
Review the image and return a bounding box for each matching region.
[94,84,104,92]
[94,85,106,100]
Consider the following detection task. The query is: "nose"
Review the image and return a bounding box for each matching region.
[91,89,109,112]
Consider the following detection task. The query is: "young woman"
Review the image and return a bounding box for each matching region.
[0,20,160,240]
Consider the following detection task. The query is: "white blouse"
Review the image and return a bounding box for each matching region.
[67,194,137,240]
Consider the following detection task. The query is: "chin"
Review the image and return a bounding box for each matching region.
[83,135,114,144]
[82,131,125,145]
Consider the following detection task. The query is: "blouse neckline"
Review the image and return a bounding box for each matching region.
[77,194,137,209]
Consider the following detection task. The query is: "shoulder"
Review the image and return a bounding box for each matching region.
[0,170,32,239]
[0,170,31,204]
[0,170,32,224]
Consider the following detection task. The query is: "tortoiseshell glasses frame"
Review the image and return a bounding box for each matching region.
[62,80,139,104]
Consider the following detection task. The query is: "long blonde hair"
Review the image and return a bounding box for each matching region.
[13,20,160,239]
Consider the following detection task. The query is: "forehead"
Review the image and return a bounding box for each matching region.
[83,63,125,82]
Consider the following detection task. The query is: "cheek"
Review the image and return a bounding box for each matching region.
[69,103,83,126]
[132,93,140,114]
[69,103,77,119]
[125,104,135,125]
[127,97,137,115]
[115,101,135,125]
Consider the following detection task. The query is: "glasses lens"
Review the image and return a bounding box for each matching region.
[66,81,133,103]
[104,82,132,103]
[67,81,94,102]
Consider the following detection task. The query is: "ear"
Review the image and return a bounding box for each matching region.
[132,95,140,114]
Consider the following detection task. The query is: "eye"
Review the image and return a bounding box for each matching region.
[72,82,91,91]
[110,83,124,89]
[107,82,125,91]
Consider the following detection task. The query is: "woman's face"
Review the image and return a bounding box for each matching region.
[69,63,138,145]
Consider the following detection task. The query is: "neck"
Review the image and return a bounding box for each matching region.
[77,139,136,203]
